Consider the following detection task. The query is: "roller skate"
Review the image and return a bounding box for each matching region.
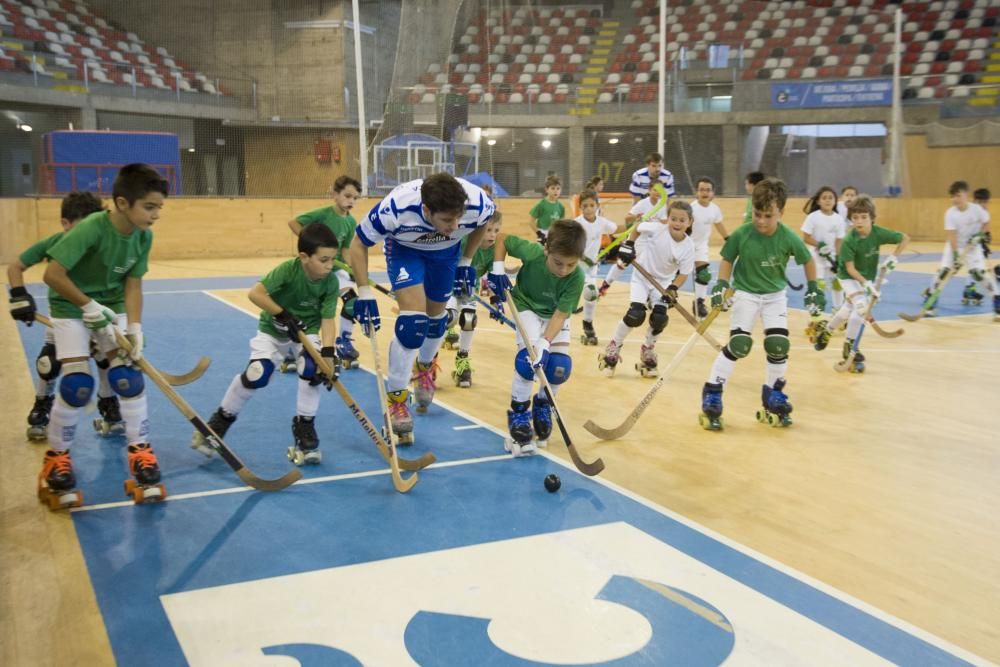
[580,320,598,346]
[757,379,793,427]
[443,326,460,351]
[531,393,552,449]
[962,283,984,306]
[452,351,473,388]
[190,408,236,457]
[386,389,414,446]
[598,340,621,377]
[124,443,166,503]
[994,294,1000,322]
[279,350,298,373]
[411,357,440,414]
[842,340,866,373]
[694,297,709,320]
[26,395,53,441]
[812,320,832,351]
[635,344,659,377]
[287,415,321,465]
[92,395,126,437]
[504,400,536,457]
[335,333,360,369]
[805,317,827,344]
[699,382,724,431]
[37,449,83,510]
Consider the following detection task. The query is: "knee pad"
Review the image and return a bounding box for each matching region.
[339,288,357,320]
[817,278,827,291]
[623,301,647,328]
[695,264,712,286]
[240,358,275,389]
[831,277,843,291]
[445,307,458,329]
[35,343,62,381]
[970,268,985,282]
[108,360,145,398]
[544,352,572,385]
[395,313,429,349]
[648,304,669,335]
[727,329,753,359]
[458,308,477,331]
[764,328,790,363]
[297,351,318,382]
[58,361,94,407]
[426,313,448,339]
[994,265,1000,280]
[514,347,535,381]
[583,282,599,303]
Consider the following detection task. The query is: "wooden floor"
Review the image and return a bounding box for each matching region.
[2,243,999,665]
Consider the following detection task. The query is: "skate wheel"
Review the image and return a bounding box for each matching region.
[26,428,47,442]
[124,479,136,495]
[698,414,722,431]
[131,484,166,504]
[47,490,82,511]
[395,432,414,447]
[287,446,305,466]
[535,439,548,450]
[415,404,428,415]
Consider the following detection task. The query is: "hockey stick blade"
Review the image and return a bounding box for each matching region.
[897,310,927,323]
[869,319,904,338]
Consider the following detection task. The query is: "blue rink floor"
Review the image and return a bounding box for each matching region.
[14,270,989,666]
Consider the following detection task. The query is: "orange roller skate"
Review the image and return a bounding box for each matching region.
[37,449,83,511]
[124,443,167,504]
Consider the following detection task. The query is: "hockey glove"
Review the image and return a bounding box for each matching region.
[880,256,898,274]
[711,279,730,311]
[662,284,679,308]
[317,346,341,388]
[124,322,144,361]
[81,300,117,339]
[487,261,513,302]
[817,242,837,270]
[453,262,477,298]
[804,280,826,315]
[273,310,305,338]
[8,286,36,324]
[531,337,550,370]
[982,231,992,258]
[535,229,547,245]
[488,297,506,322]
[353,286,381,333]
[863,281,881,300]
[951,250,962,271]
[617,240,637,266]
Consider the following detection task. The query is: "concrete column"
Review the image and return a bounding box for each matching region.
[568,125,585,193]
[71,105,98,130]
[721,123,740,196]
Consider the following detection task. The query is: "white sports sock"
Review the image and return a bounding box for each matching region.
[846,313,864,340]
[583,298,597,322]
[643,327,660,347]
[604,263,623,284]
[220,374,256,415]
[765,362,786,388]
[417,331,445,365]
[459,329,476,353]
[388,338,419,393]
[340,316,353,338]
[35,377,55,399]
[707,352,736,385]
[97,365,113,398]
[827,301,852,329]
[511,375,534,402]
[47,396,82,449]
[612,320,631,345]
[120,394,150,445]
[695,282,707,299]
[296,379,321,417]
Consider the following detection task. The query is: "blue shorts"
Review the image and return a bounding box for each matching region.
[383,238,460,304]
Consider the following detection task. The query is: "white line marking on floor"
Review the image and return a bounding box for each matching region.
[453,424,484,431]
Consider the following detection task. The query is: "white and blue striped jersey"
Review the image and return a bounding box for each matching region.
[357,178,495,251]
[629,167,676,198]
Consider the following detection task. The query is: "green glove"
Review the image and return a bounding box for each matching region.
[711,279,730,310]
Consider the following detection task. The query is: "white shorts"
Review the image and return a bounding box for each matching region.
[249,331,321,365]
[939,241,986,272]
[694,240,710,263]
[52,313,127,360]
[514,309,571,351]
[729,290,788,333]
[629,272,671,306]
[838,279,869,314]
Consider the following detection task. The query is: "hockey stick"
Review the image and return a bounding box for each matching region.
[363,324,418,492]
[842,292,904,338]
[583,183,669,268]
[111,330,301,491]
[835,267,889,372]
[34,313,211,386]
[471,293,516,329]
[295,331,434,477]
[898,236,980,322]
[629,261,723,352]
[782,266,804,291]
[584,290,730,440]
[504,289,604,476]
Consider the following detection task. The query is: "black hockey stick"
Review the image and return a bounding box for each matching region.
[504,289,604,476]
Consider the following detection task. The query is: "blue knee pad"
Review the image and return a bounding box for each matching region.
[426,313,448,339]
[514,347,535,381]
[58,362,94,407]
[544,352,572,385]
[241,358,275,389]
[109,363,145,398]
[395,313,429,349]
[297,352,317,382]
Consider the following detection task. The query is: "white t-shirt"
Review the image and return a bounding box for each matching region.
[690,200,723,247]
[628,198,668,252]
[575,214,617,265]
[945,204,989,248]
[801,210,846,249]
[634,222,695,282]
[357,177,495,251]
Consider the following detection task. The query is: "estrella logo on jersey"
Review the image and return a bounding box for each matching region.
[759,255,783,269]
[413,232,450,244]
[112,258,138,274]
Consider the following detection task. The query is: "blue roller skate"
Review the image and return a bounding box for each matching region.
[505,400,536,457]
[532,393,553,449]
[336,332,360,369]
[699,382,724,431]
[962,283,984,306]
[757,379,793,427]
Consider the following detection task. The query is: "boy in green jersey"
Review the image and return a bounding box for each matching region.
[192,224,341,466]
[287,175,363,369]
[529,175,565,243]
[487,219,586,456]
[8,192,109,440]
[813,196,909,371]
[39,164,169,508]
[700,177,823,430]
[442,212,503,388]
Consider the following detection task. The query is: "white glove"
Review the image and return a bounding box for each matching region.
[125,322,143,361]
[863,281,881,299]
[817,243,835,260]
[81,300,116,338]
[880,256,898,273]
[531,337,550,370]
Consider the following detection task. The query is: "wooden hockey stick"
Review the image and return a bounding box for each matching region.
[842,292,904,338]
[898,236,979,322]
[505,289,604,476]
[295,331,434,475]
[584,290,730,440]
[35,313,211,386]
[363,325,418,492]
[583,183,669,268]
[629,261,723,352]
[112,330,301,491]
[836,267,889,372]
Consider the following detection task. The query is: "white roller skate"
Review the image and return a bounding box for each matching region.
[598,340,621,377]
[635,344,659,377]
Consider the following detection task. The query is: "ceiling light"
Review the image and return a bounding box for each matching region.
[487,139,496,146]
[18,123,32,132]
[608,137,619,144]
[541,139,551,149]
